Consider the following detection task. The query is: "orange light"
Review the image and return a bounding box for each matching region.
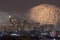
[27,4,60,25]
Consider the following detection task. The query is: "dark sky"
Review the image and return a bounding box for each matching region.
[0,0,60,13]
[0,0,60,24]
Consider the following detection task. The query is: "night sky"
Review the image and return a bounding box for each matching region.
[0,0,60,24]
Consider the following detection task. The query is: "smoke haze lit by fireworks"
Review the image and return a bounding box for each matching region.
[0,0,60,30]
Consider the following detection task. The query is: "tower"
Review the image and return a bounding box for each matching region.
[8,15,21,31]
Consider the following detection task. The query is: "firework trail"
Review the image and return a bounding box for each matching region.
[27,4,60,25]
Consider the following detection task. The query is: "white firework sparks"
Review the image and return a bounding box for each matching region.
[27,4,60,25]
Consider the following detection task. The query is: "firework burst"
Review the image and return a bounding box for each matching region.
[27,4,60,25]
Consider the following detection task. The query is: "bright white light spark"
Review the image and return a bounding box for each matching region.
[9,15,11,18]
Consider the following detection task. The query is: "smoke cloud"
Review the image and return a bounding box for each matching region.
[0,11,10,24]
